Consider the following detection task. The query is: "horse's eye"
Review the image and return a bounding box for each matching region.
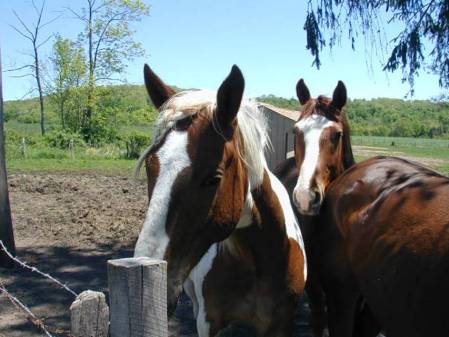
[331,131,342,144]
[173,116,193,131]
[201,172,222,187]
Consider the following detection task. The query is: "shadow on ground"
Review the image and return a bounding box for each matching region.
[0,243,313,337]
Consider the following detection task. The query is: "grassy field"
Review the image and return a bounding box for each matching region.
[6,158,137,176]
[4,121,149,176]
[4,122,449,176]
[351,135,449,176]
[352,136,449,159]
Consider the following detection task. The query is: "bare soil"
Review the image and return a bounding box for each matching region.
[0,173,149,337]
[0,173,313,337]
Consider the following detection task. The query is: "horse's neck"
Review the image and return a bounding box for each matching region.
[343,142,355,170]
[342,120,355,169]
[223,168,296,276]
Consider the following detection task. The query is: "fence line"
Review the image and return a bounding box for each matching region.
[0,240,169,336]
[0,240,78,297]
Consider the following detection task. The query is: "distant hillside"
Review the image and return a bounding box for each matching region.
[4,85,449,139]
[258,95,449,139]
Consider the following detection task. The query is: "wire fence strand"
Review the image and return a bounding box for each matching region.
[0,281,55,337]
[0,240,78,297]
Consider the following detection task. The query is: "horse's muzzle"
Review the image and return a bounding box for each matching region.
[293,187,322,216]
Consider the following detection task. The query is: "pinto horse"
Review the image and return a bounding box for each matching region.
[134,64,306,337]
[277,79,449,337]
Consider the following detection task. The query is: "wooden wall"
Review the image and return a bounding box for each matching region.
[261,106,296,170]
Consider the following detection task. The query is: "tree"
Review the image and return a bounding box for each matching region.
[9,0,58,135]
[303,1,449,93]
[68,0,149,141]
[0,47,16,268]
[49,36,87,131]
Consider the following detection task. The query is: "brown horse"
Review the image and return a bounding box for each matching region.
[277,79,449,337]
[134,64,306,337]
[275,79,356,337]
[320,156,449,337]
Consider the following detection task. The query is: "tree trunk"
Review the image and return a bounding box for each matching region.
[84,0,94,136]
[0,47,16,268]
[34,46,45,136]
[60,95,66,129]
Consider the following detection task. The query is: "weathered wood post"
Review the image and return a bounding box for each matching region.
[21,137,27,158]
[70,290,109,337]
[108,257,167,337]
[69,138,75,159]
[0,46,16,268]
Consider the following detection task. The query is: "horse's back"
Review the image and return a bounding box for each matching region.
[324,156,449,336]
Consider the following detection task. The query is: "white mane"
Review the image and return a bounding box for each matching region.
[135,90,271,187]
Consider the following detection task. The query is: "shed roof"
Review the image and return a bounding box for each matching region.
[259,103,300,122]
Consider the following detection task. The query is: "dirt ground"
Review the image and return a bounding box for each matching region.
[0,173,314,337]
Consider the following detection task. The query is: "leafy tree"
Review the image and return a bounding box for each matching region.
[68,0,149,141]
[303,1,449,93]
[49,36,87,131]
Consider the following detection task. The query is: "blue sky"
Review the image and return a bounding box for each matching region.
[0,0,445,101]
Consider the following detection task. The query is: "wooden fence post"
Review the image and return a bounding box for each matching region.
[21,137,27,158]
[70,290,109,337]
[69,138,75,159]
[0,45,16,268]
[108,257,167,337]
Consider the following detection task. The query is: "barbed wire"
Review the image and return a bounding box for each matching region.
[0,280,56,337]
[0,240,78,297]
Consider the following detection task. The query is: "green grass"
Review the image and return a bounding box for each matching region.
[351,135,449,159]
[5,121,153,135]
[5,120,44,135]
[4,127,448,177]
[5,143,141,176]
[352,136,449,176]
[6,158,137,176]
[4,121,154,176]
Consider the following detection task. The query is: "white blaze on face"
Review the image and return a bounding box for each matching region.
[134,130,191,259]
[294,115,335,193]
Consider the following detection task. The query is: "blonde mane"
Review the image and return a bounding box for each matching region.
[135,90,271,187]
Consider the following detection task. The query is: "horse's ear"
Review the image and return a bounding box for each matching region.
[215,65,244,137]
[331,81,347,111]
[296,79,311,105]
[143,64,176,110]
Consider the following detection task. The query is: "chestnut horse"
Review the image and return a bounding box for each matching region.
[277,79,449,337]
[134,64,306,337]
[275,79,357,337]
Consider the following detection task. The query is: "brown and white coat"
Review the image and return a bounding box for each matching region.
[134,65,307,337]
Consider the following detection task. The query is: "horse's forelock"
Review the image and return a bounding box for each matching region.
[299,96,340,123]
[135,90,269,188]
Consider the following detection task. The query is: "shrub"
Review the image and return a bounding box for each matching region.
[44,130,85,149]
[33,148,69,159]
[121,131,151,159]
[4,129,39,146]
[81,113,119,146]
